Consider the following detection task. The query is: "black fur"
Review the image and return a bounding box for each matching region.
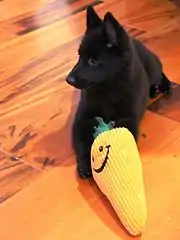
[66,6,172,178]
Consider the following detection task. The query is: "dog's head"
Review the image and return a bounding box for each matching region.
[66,6,129,89]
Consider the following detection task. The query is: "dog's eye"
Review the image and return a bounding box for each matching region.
[88,58,100,66]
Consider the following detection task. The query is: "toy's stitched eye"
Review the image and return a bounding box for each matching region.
[99,146,103,152]
[88,58,99,66]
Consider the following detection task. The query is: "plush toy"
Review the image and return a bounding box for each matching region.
[91,117,147,236]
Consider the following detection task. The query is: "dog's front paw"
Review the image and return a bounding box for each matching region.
[77,159,92,179]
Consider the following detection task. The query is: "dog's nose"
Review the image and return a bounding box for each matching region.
[66,75,76,85]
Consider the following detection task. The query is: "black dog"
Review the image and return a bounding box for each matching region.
[66,6,171,178]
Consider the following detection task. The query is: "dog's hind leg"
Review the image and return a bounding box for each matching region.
[159,73,172,95]
[150,73,172,99]
[149,84,160,99]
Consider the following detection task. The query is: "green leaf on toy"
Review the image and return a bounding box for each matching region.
[93,117,115,139]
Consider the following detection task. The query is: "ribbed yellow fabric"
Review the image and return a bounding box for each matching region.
[91,127,147,236]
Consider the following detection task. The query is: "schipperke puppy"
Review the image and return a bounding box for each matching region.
[66,6,171,178]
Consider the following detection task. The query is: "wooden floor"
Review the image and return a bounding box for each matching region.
[0,0,180,239]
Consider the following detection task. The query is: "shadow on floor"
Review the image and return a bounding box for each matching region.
[76,175,141,239]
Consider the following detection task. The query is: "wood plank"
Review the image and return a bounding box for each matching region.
[0,0,60,22]
[120,0,180,31]
[148,85,180,122]
[144,37,180,84]
[0,158,41,204]
[0,28,17,43]
[138,111,180,152]
[0,0,103,36]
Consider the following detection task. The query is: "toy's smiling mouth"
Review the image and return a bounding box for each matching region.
[93,145,111,173]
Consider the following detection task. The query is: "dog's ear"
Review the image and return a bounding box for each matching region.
[86,6,102,30]
[103,12,128,47]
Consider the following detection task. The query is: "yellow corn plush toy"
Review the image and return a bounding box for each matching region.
[91,117,147,236]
